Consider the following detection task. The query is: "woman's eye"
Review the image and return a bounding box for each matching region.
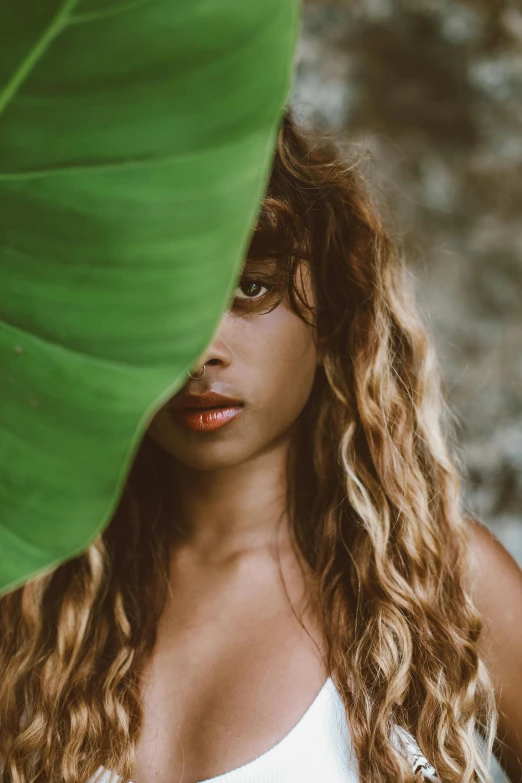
[233,278,270,301]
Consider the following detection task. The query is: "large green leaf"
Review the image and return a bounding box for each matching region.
[0,0,299,594]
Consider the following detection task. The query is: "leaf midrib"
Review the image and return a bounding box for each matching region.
[0,0,79,119]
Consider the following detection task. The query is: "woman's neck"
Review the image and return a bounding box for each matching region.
[166,434,292,566]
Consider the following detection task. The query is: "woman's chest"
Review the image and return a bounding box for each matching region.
[130,609,328,783]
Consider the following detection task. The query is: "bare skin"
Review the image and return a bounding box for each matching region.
[467,519,522,783]
[133,262,522,783]
[137,263,329,783]
[132,540,328,783]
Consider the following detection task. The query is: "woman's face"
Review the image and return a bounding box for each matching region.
[147,260,321,471]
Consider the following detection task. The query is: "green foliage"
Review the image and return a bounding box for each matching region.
[0,0,299,594]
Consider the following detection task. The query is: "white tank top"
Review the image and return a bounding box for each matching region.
[89,677,438,782]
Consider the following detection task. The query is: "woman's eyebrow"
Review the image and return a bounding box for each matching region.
[242,258,280,273]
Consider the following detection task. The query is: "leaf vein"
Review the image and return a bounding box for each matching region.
[0,0,80,119]
[0,152,188,180]
[0,318,159,372]
[69,0,158,26]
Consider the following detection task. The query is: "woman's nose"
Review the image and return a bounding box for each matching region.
[193,313,233,370]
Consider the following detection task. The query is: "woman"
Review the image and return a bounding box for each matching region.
[1,111,521,783]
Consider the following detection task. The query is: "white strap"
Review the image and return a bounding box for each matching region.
[391,725,439,780]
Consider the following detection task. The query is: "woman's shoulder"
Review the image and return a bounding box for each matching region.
[465,516,522,781]
[465,515,522,671]
[465,516,522,614]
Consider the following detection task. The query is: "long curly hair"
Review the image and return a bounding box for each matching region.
[0,110,497,783]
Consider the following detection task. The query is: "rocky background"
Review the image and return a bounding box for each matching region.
[291,2,521,778]
[293,0,522,560]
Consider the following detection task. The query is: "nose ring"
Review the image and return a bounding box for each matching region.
[188,364,206,380]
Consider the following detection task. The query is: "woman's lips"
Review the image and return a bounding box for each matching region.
[172,405,243,432]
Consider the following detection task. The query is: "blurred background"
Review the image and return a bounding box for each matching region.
[291,4,521,777]
[292,0,522,562]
